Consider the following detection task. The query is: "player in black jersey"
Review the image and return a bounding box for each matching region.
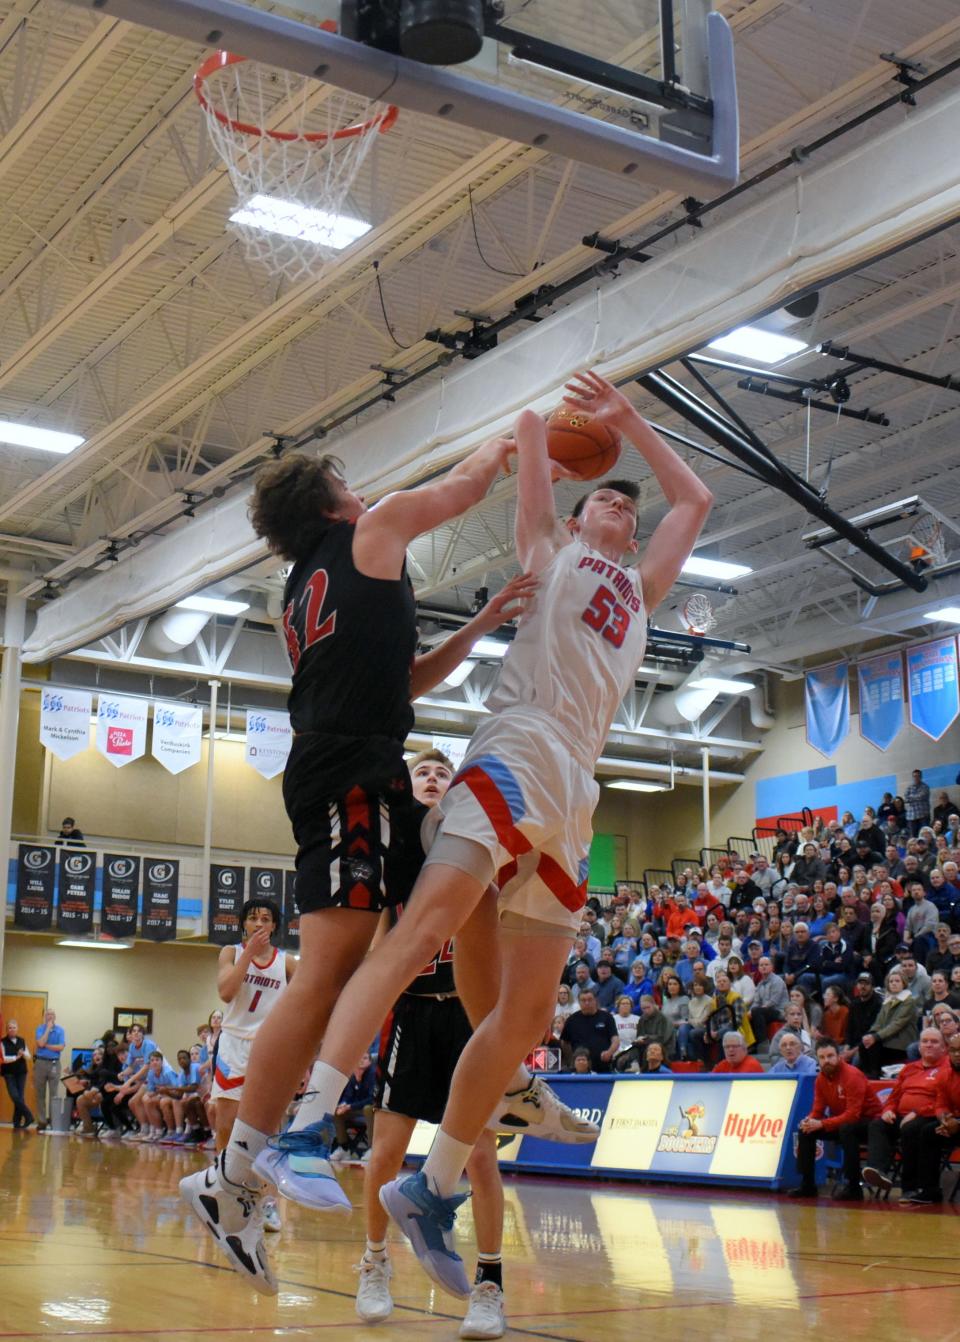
[180,440,531,1292]
[357,750,506,1336]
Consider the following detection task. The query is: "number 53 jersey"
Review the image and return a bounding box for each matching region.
[486,539,647,768]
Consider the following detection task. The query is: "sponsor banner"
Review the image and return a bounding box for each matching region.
[250,865,285,943]
[282,869,300,952]
[152,701,203,775]
[14,844,56,930]
[208,864,245,946]
[407,1075,813,1188]
[245,709,292,780]
[95,695,148,768]
[857,651,905,751]
[56,849,95,934]
[431,735,469,770]
[39,687,92,761]
[804,661,849,758]
[141,858,180,941]
[102,854,140,938]
[907,636,959,741]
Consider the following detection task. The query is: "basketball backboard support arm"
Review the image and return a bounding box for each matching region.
[62,0,740,191]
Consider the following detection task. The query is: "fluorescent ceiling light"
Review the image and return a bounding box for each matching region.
[689,676,755,693]
[681,556,752,580]
[57,939,132,950]
[442,659,476,688]
[231,194,372,250]
[0,420,84,454]
[707,325,808,363]
[203,729,247,742]
[472,638,509,658]
[924,607,960,624]
[604,779,668,793]
[176,595,249,616]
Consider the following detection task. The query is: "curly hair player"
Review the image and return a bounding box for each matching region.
[180,434,585,1292]
[297,370,713,1295]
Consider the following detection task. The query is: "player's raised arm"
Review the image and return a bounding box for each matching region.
[563,371,713,611]
[514,408,568,573]
[353,435,513,577]
[409,571,538,699]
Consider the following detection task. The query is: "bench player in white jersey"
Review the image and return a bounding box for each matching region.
[298,369,713,1295]
[205,897,293,1231]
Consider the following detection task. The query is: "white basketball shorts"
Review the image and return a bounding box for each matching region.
[210,1030,251,1102]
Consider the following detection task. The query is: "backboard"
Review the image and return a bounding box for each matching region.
[62,0,739,193]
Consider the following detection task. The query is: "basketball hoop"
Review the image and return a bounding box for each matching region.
[906,516,948,571]
[681,593,717,636]
[194,43,397,282]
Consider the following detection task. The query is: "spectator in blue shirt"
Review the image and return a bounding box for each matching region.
[331,1052,376,1159]
[138,1052,179,1142]
[768,1033,819,1076]
[156,1049,204,1143]
[33,1010,66,1131]
[622,961,655,1010]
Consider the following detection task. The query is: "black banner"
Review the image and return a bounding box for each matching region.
[56,849,95,934]
[250,867,284,945]
[102,854,140,938]
[14,844,55,930]
[282,869,300,952]
[208,864,245,946]
[141,858,179,942]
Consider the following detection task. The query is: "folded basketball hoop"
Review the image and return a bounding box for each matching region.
[195,46,397,282]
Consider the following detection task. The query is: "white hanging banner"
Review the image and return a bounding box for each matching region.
[95,695,148,769]
[152,701,203,775]
[39,687,92,761]
[245,709,292,780]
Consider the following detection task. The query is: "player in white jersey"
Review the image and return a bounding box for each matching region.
[192,898,293,1235]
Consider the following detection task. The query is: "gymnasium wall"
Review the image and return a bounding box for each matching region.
[2,935,221,1059]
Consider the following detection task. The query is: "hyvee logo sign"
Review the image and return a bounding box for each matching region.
[722,1111,786,1144]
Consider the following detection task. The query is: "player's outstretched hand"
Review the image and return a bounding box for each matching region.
[473,572,538,632]
[563,369,632,426]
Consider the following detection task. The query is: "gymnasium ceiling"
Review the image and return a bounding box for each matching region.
[2,0,960,770]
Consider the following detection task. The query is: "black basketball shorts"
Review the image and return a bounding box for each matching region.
[374,992,472,1124]
[283,731,422,916]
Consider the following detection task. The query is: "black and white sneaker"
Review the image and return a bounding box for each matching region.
[179,1159,277,1295]
[491,1076,599,1145]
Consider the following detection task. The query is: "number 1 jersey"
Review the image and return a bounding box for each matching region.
[220,944,288,1040]
[486,540,647,765]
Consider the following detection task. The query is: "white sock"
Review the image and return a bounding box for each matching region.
[422,1129,474,1200]
[289,1061,348,1133]
[505,1063,532,1095]
[365,1239,388,1260]
[222,1119,269,1189]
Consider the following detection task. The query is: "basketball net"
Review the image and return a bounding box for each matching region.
[906,516,948,570]
[195,46,396,283]
[681,593,717,635]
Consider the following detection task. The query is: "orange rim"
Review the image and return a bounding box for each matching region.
[194,48,398,142]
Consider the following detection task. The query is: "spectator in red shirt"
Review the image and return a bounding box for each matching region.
[862,1028,947,1196]
[789,1040,882,1200]
[711,1032,765,1074]
[903,1032,960,1204]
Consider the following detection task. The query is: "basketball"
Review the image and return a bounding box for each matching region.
[545,405,622,480]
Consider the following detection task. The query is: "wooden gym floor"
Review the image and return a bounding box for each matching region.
[2,1128,959,1341]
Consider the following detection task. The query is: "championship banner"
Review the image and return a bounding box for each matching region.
[804,661,849,758]
[208,864,245,946]
[95,695,148,768]
[141,858,180,941]
[152,701,203,775]
[907,636,960,741]
[245,709,292,780]
[857,651,904,751]
[56,849,95,934]
[14,844,55,930]
[282,869,300,952]
[39,687,92,761]
[250,866,284,936]
[101,854,140,938]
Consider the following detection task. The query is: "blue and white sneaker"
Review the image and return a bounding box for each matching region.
[379,1171,470,1298]
[251,1122,352,1214]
